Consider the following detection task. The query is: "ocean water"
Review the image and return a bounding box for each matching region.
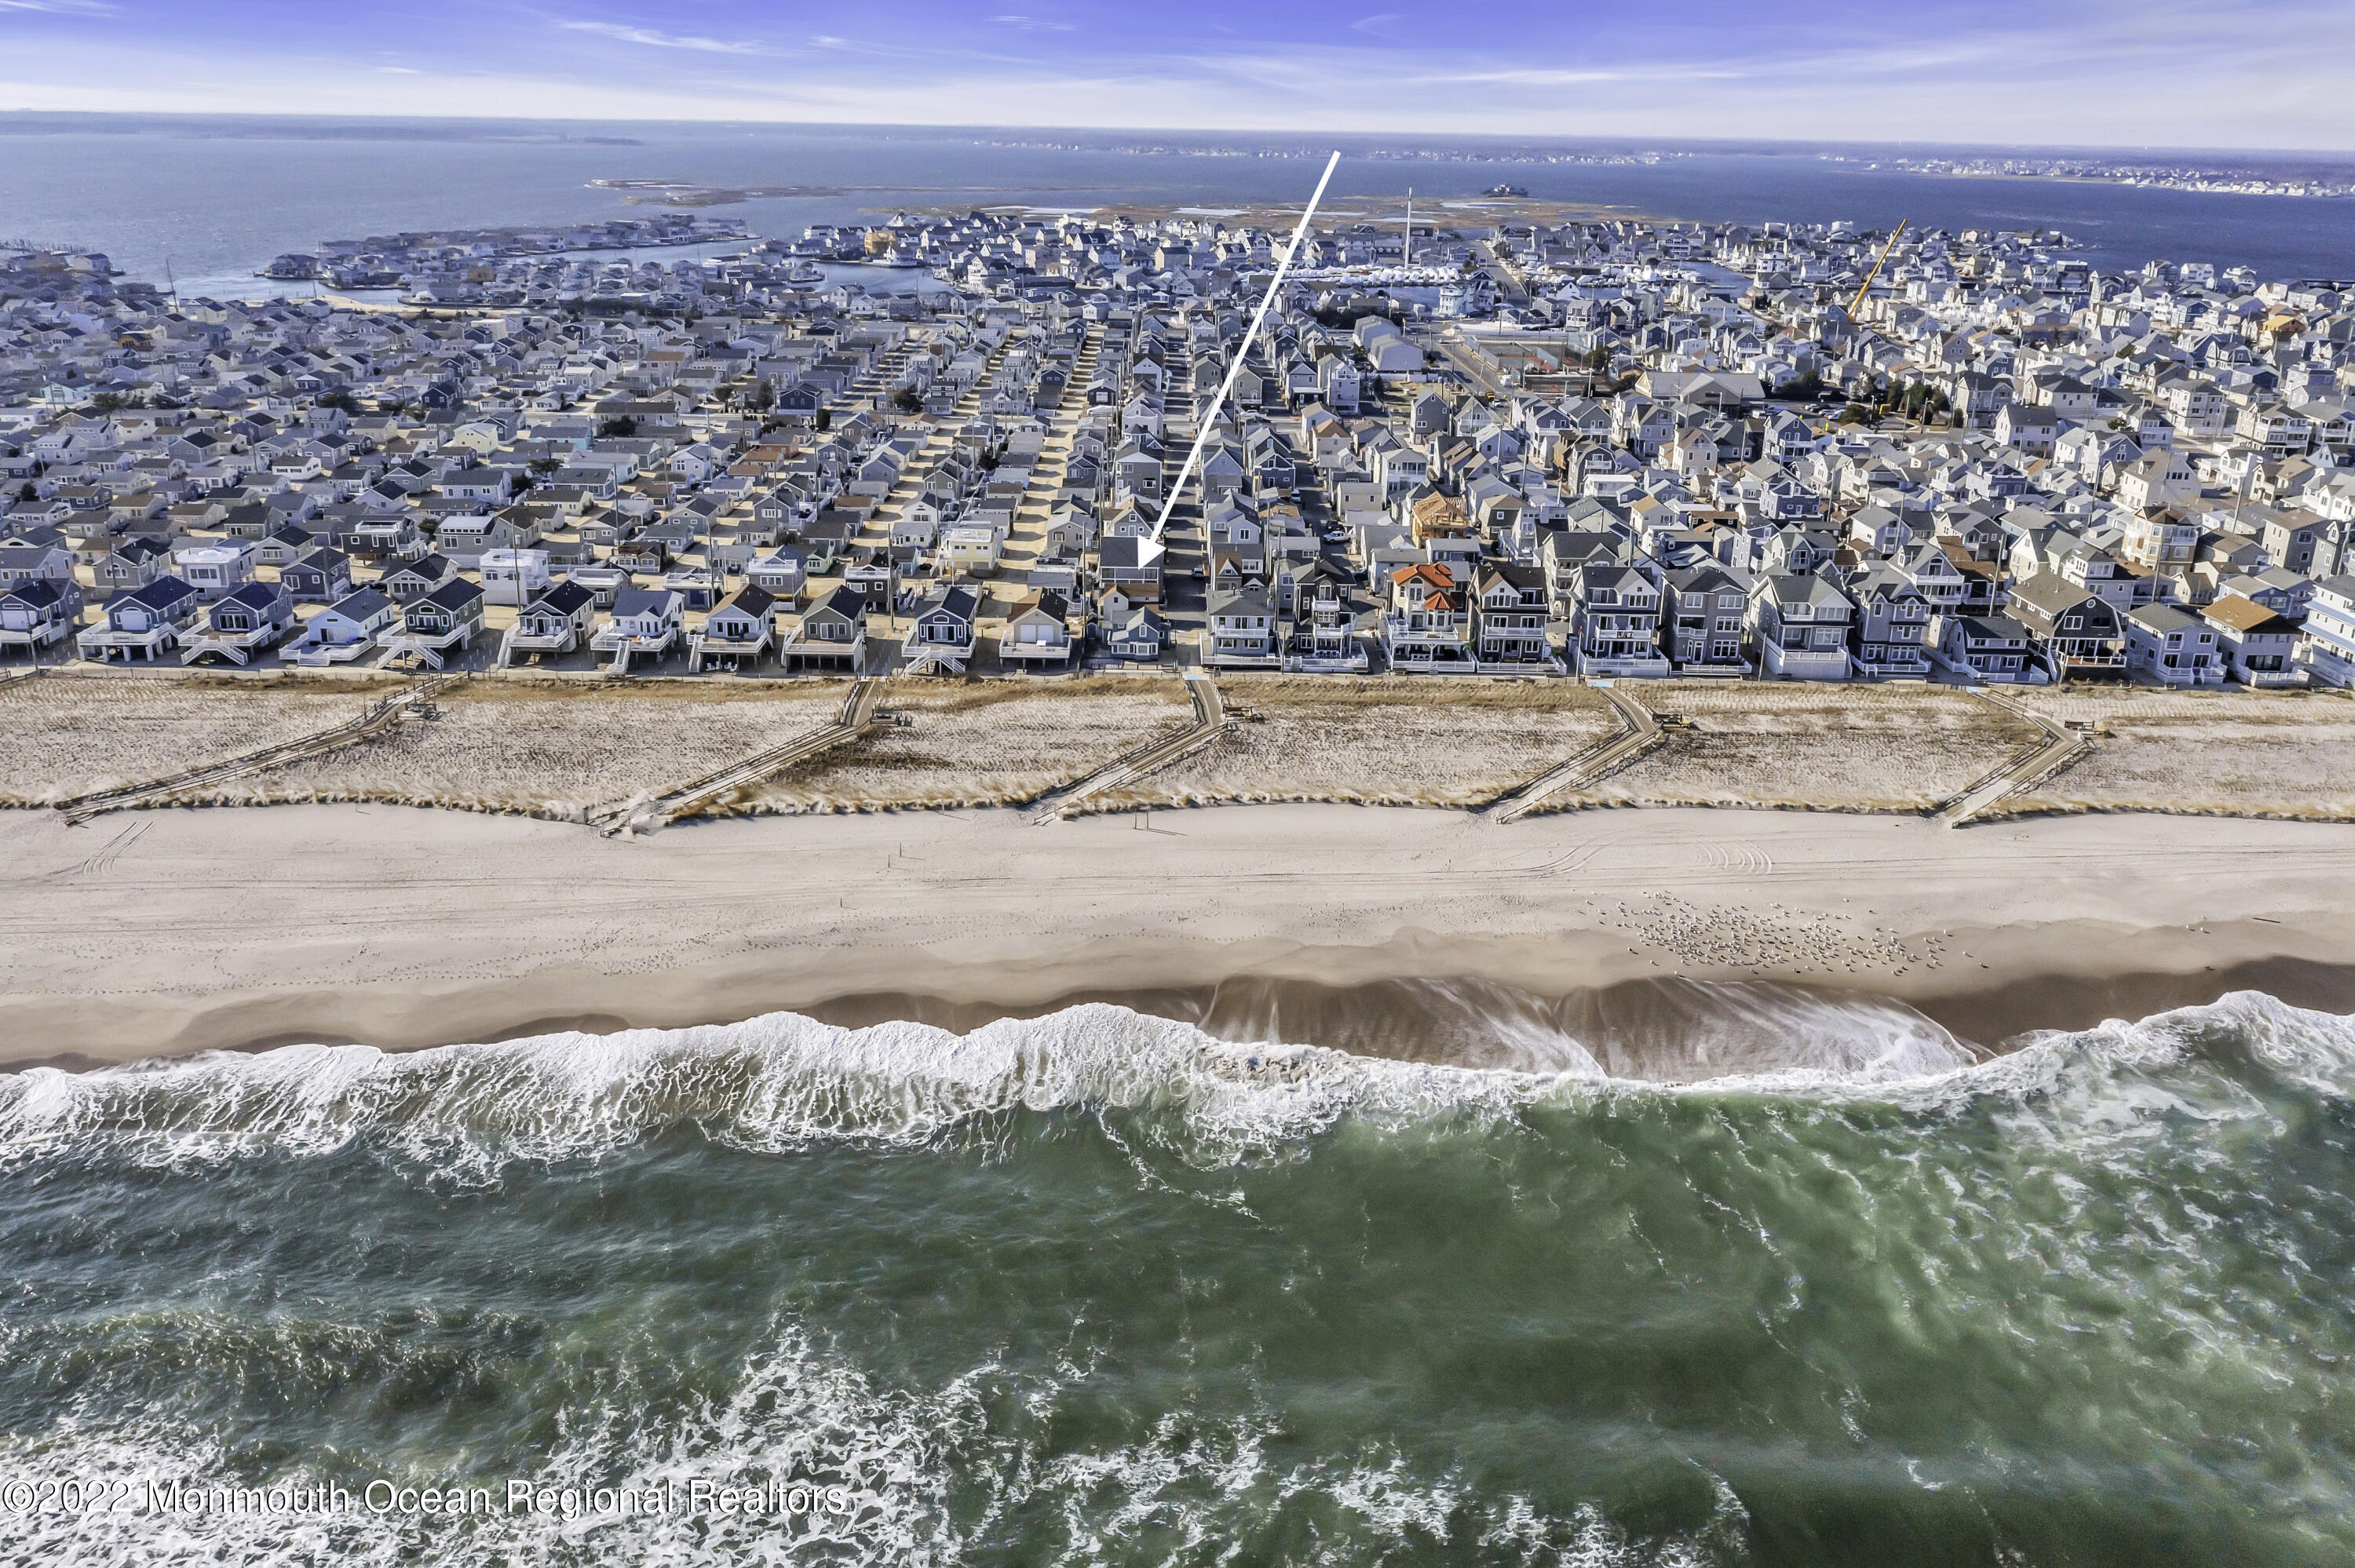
[3,116,2354,294]
[2,990,2352,1566]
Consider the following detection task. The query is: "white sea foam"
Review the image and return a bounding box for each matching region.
[0,1315,1754,1568]
[0,992,2347,1179]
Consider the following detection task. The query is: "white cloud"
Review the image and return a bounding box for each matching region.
[991,13,1072,31]
[557,20,769,55]
[0,0,115,13]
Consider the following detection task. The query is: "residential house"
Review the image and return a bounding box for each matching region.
[0,578,82,659]
[2298,574,2355,686]
[590,588,686,673]
[1845,560,1933,678]
[688,583,780,672]
[78,574,202,662]
[1471,563,1558,671]
[282,547,353,604]
[786,585,867,673]
[904,582,980,673]
[181,579,294,666]
[290,587,400,666]
[500,579,598,665]
[1930,611,2039,684]
[1381,562,1477,673]
[2006,575,2127,680]
[382,578,487,670]
[2124,603,2224,686]
[1750,571,1854,680]
[1662,563,1752,674]
[2200,595,2304,687]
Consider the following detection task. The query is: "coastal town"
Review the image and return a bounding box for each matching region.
[3,199,2354,822]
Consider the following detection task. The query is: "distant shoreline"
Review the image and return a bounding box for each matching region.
[4,803,2352,1068]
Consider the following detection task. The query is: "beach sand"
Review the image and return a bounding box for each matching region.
[4,802,2353,1066]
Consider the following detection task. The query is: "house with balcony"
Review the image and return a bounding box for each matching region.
[1207,586,1280,667]
[1663,563,1752,675]
[1381,562,1477,673]
[78,574,202,662]
[2298,574,2355,686]
[1471,563,1561,673]
[290,586,400,667]
[1845,560,1933,678]
[0,578,81,660]
[685,584,780,673]
[1280,567,1366,672]
[1095,534,1166,602]
[1749,571,1853,680]
[2124,603,2225,686]
[590,587,685,674]
[181,580,294,666]
[499,579,597,665]
[2006,575,2127,681]
[904,582,980,674]
[1000,589,1075,667]
[783,585,868,673]
[1568,561,1669,677]
[380,578,486,670]
[1930,611,2039,684]
[2200,595,2305,687]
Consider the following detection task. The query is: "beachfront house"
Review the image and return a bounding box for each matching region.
[904,582,980,674]
[784,584,867,673]
[590,588,686,673]
[501,579,597,665]
[291,587,400,666]
[2006,576,2127,680]
[0,578,82,660]
[382,578,487,670]
[688,584,780,672]
[1472,563,1560,672]
[181,580,295,666]
[1382,562,1477,673]
[78,574,202,662]
[2300,575,2355,687]
[1663,564,1753,675]
[999,589,1075,667]
[1930,611,2039,684]
[1749,572,1854,680]
[2200,596,2305,687]
[1568,561,1669,678]
[1207,587,1280,667]
[2124,603,2224,686]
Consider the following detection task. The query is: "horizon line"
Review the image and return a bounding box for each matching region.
[1,108,2352,162]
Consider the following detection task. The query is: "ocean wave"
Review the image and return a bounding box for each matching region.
[0,1318,1758,1568]
[0,992,2348,1177]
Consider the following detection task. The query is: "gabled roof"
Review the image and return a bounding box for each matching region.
[612,588,681,617]
[117,574,196,609]
[420,577,484,611]
[525,579,597,616]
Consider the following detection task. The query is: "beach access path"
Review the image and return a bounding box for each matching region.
[4,803,2353,1062]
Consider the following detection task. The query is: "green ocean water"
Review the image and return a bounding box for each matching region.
[1,994,2351,1566]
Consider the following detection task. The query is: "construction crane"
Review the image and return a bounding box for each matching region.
[1846,218,1908,319]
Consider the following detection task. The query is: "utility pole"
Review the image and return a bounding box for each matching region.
[1404,189,1413,268]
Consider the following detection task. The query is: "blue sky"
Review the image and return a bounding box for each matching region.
[2,1,2352,149]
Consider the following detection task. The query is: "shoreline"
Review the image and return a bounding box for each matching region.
[3,802,2353,1070]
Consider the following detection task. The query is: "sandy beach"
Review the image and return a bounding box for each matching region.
[4,801,2353,1065]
